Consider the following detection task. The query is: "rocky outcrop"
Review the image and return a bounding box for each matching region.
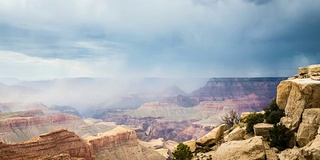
[196,124,226,146]
[212,136,265,160]
[0,127,165,160]
[224,126,245,142]
[86,126,165,160]
[276,78,320,131]
[278,135,320,160]
[183,140,196,152]
[297,108,320,147]
[301,135,320,159]
[254,123,274,138]
[0,128,94,160]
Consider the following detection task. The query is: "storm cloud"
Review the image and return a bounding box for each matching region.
[0,0,319,80]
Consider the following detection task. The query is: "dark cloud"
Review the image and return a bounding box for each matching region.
[0,0,319,79]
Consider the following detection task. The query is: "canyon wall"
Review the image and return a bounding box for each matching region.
[0,103,117,143]
[0,127,165,160]
[0,128,94,160]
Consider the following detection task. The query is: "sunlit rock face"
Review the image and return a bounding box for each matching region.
[0,128,95,160]
[0,103,117,143]
[0,127,165,160]
[277,79,320,131]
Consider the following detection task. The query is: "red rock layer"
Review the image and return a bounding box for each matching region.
[0,128,94,160]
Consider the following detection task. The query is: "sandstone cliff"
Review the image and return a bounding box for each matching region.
[0,128,94,160]
[0,127,165,160]
[0,104,117,143]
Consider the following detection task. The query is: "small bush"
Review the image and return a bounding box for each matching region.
[245,113,264,134]
[269,124,293,151]
[221,109,241,128]
[173,142,193,160]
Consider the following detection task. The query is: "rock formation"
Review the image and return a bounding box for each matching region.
[0,128,94,160]
[196,124,226,147]
[276,65,320,143]
[0,127,165,160]
[192,77,285,102]
[0,103,117,143]
[296,108,320,147]
[224,126,245,142]
[212,136,265,160]
[86,126,165,160]
[171,64,320,160]
[254,123,274,138]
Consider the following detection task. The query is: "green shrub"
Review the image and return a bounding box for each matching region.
[173,142,193,160]
[264,98,285,124]
[245,113,264,134]
[266,110,285,124]
[269,124,293,151]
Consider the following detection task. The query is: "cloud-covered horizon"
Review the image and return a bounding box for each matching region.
[0,0,320,80]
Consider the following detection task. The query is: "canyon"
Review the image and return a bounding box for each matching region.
[99,77,285,142]
[0,77,286,159]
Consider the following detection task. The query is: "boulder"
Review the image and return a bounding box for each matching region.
[277,79,320,130]
[254,123,274,138]
[301,135,320,160]
[298,67,308,75]
[278,135,320,160]
[278,147,305,160]
[196,124,226,146]
[212,136,265,160]
[296,108,320,147]
[266,148,278,160]
[183,140,196,152]
[308,64,320,78]
[224,127,245,142]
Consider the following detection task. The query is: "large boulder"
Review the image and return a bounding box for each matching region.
[278,147,305,160]
[296,108,320,147]
[254,123,274,138]
[224,127,245,142]
[301,135,320,160]
[196,124,226,146]
[183,140,196,152]
[276,79,320,130]
[212,136,265,160]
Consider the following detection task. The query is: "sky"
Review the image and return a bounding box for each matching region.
[0,0,320,80]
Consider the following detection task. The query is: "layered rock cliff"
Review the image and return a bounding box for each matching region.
[0,104,117,143]
[86,126,164,160]
[192,77,285,101]
[173,65,320,160]
[277,65,320,148]
[0,127,164,160]
[0,128,94,160]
